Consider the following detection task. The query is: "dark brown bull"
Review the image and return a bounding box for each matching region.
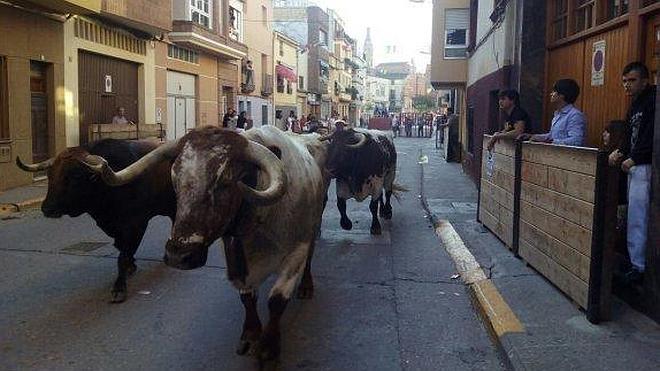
[322,126,399,235]
[16,139,176,302]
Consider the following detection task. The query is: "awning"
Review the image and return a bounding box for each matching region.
[276,64,297,82]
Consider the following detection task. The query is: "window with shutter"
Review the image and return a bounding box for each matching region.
[445,8,469,59]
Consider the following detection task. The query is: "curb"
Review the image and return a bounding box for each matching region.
[418,152,524,370]
[0,197,44,216]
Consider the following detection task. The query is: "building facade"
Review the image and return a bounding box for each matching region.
[274,31,299,118]
[238,0,274,127]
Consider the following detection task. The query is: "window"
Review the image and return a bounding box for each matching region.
[279,40,284,57]
[575,0,595,32]
[0,57,7,140]
[445,9,469,59]
[168,45,199,64]
[191,0,211,28]
[299,76,304,90]
[277,75,285,93]
[607,0,629,19]
[287,81,293,94]
[262,5,268,27]
[319,29,328,46]
[552,0,568,41]
[229,0,244,42]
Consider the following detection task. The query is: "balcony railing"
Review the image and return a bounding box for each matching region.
[241,83,255,94]
[262,74,273,96]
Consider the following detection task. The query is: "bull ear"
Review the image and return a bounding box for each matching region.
[267,146,282,160]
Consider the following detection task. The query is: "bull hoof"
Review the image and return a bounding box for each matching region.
[340,217,353,231]
[110,289,127,303]
[257,333,281,361]
[370,224,382,235]
[236,329,261,356]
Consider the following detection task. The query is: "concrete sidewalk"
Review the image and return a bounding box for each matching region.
[417,137,660,370]
[0,181,47,216]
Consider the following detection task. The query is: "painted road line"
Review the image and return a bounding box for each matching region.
[434,219,524,338]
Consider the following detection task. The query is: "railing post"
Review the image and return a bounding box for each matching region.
[512,139,523,256]
[587,150,616,323]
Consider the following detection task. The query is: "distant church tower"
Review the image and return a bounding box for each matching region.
[363,27,374,68]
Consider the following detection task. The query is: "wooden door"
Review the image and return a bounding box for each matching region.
[78,51,138,144]
[30,61,49,165]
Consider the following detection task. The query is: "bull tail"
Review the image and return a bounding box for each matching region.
[390,182,408,202]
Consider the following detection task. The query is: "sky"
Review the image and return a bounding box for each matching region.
[304,0,433,70]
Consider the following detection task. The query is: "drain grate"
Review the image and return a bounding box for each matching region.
[61,241,110,253]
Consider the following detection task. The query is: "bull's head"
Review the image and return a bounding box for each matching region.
[319,128,368,187]
[85,127,287,270]
[16,150,100,218]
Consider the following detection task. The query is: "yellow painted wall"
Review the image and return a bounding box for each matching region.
[274,34,298,108]
[243,0,273,98]
[0,5,65,191]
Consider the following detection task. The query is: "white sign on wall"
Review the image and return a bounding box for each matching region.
[104,75,113,93]
[591,40,606,86]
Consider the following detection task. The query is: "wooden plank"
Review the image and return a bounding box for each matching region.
[481,179,514,212]
[493,139,516,157]
[520,221,590,282]
[519,239,589,309]
[520,200,592,256]
[547,167,596,204]
[521,161,549,187]
[520,180,594,230]
[480,205,513,249]
[521,142,598,175]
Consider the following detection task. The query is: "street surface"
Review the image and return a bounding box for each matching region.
[0,136,504,370]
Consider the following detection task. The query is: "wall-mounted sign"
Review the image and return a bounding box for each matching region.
[156,107,162,124]
[104,75,113,93]
[591,40,606,86]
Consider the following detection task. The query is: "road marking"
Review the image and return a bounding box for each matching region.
[434,219,524,337]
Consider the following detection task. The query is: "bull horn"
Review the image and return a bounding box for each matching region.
[16,156,54,172]
[82,141,179,186]
[238,141,288,206]
[347,132,368,148]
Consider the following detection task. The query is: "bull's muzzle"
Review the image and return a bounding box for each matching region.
[164,239,209,270]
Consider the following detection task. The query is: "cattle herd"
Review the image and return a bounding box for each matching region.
[16,123,403,362]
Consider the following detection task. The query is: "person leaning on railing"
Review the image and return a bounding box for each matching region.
[487,89,530,151]
[608,61,656,285]
[519,79,586,147]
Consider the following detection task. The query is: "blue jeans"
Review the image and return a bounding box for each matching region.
[627,164,652,272]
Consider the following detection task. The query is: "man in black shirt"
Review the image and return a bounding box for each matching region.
[487,89,530,151]
[609,62,656,283]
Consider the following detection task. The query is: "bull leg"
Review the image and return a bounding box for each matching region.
[381,189,393,220]
[236,290,262,356]
[297,239,316,299]
[258,242,309,361]
[338,197,353,231]
[370,196,382,235]
[111,224,146,303]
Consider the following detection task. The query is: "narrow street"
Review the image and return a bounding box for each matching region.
[0,136,503,370]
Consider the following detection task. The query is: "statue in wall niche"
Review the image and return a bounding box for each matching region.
[241,59,254,93]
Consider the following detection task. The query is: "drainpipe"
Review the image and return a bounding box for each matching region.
[513,0,524,92]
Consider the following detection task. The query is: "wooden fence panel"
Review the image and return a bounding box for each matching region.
[479,135,517,250]
[519,142,598,310]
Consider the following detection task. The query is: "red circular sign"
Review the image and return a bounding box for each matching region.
[593,50,604,72]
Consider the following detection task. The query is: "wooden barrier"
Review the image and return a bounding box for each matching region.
[478,135,518,250]
[477,136,615,322]
[88,123,164,142]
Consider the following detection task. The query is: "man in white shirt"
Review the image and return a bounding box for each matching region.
[112,107,133,125]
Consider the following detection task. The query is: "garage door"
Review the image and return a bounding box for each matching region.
[78,51,139,144]
[167,71,196,140]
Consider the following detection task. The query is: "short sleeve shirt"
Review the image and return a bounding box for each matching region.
[503,106,530,132]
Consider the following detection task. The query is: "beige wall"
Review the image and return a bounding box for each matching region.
[243,0,273,97]
[0,6,65,191]
[274,34,298,108]
[430,0,469,87]
[63,17,156,146]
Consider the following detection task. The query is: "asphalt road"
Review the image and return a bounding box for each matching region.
[0,136,504,370]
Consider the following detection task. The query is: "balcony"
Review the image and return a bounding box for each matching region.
[14,0,101,14]
[170,21,247,60]
[101,0,172,35]
[262,74,273,97]
[241,83,255,94]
